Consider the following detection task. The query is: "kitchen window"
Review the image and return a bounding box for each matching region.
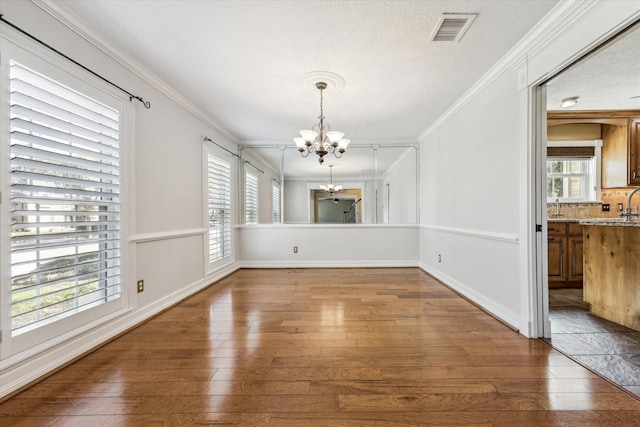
[546,141,601,203]
[546,157,596,202]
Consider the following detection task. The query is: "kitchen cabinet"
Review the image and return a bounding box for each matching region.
[548,221,583,288]
[548,111,640,187]
[629,117,640,185]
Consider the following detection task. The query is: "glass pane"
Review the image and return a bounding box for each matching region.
[568,177,582,198]
[568,160,582,173]
[548,161,563,173]
[547,177,564,198]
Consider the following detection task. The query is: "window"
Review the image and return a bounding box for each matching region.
[9,60,122,336]
[546,157,596,201]
[272,180,281,223]
[245,171,258,224]
[207,153,232,264]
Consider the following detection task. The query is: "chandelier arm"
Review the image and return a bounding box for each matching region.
[295,79,348,162]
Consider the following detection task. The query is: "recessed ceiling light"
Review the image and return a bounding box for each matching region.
[560,96,579,108]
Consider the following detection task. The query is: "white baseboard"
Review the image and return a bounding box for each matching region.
[418,262,526,334]
[238,260,419,269]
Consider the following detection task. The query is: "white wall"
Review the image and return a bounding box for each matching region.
[237,224,419,267]
[381,148,418,224]
[418,1,640,335]
[283,180,311,223]
[0,1,240,397]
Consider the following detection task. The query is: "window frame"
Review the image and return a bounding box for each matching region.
[244,170,258,224]
[545,140,602,203]
[272,179,281,224]
[546,157,596,202]
[203,142,234,273]
[1,36,132,358]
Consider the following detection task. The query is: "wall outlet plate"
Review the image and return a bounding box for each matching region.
[602,204,610,211]
[137,280,144,293]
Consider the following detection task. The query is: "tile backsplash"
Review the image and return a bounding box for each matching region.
[547,187,640,219]
[602,188,640,218]
[547,202,603,219]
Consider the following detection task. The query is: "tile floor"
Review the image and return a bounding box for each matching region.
[547,288,640,398]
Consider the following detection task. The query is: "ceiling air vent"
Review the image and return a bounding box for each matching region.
[431,13,477,43]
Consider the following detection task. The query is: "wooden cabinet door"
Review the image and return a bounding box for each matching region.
[629,117,640,185]
[548,236,568,286]
[568,236,584,282]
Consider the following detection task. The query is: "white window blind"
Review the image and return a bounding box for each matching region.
[272,180,281,223]
[207,154,232,263]
[9,61,122,336]
[245,171,258,224]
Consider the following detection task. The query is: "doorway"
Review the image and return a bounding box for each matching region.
[535,21,640,397]
[312,189,362,223]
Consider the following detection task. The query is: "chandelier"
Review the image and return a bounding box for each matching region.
[319,165,342,195]
[294,81,350,165]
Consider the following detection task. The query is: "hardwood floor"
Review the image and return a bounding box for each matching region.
[2,268,640,426]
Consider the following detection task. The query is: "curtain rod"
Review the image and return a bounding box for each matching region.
[244,160,264,174]
[204,136,239,158]
[0,14,151,109]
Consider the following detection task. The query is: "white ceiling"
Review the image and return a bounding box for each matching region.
[546,21,640,112]
[57,0,559,147]
[54,0,563,179]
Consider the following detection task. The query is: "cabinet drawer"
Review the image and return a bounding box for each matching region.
[548,223,567,235]
[568,223,583,236]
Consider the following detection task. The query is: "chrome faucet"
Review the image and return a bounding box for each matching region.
[620,187,640,221]
[553,198,563,218]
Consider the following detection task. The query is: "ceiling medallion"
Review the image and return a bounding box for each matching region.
[300,71,345,93]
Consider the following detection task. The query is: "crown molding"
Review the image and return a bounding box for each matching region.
[417,0,628,143]
[31,0,239,144]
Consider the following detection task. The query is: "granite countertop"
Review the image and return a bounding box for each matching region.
[579,218,640,227]
[548,217,640,227]
[548,218,583,223]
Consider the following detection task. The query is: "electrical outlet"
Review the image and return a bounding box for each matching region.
[137,280,144,293]
[602,204,610,212]
[438,254,441,263]
[293,246,298,253]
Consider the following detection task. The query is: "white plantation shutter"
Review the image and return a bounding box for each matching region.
[272,181,281,223]
[245,171,258,224]
[207,154,232,263]
[9,61,122,335]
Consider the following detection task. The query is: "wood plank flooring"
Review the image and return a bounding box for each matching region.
[2,268,640,426]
